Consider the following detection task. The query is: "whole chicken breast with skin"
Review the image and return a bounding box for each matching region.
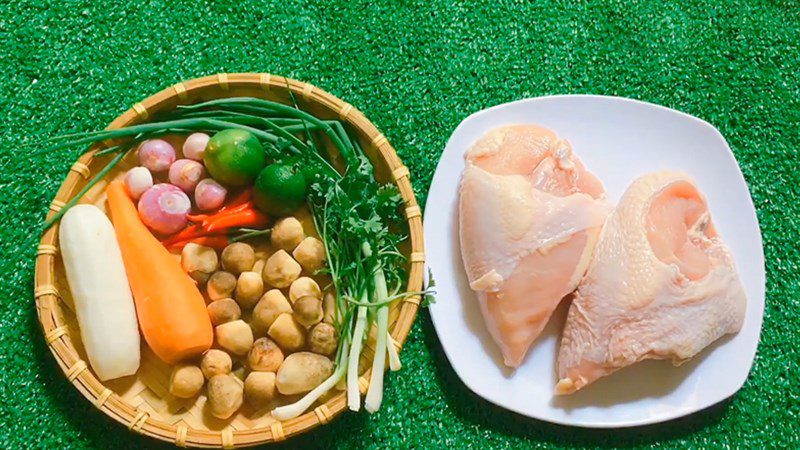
[459,125,611,367]
[556,171,747,394]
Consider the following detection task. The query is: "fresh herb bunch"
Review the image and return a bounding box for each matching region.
[36,93,427,420]
[304,148,409,415]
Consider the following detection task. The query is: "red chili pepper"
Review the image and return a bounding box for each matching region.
[165,229,225,249]
[187,189,252,222]
[205,208,269,233]
[213,201,254,218]
[168,235,230,251]
[192,201,255,228]
[161,223,204,246]
[228,189,253,206]
[186,213,208,222]
[191,235,230,248]
[161,217,233,246]
[160,189,268,251]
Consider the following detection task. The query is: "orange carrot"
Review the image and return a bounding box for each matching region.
[107,180,213,364]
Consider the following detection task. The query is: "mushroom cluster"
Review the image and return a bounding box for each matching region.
[174,215,335,419]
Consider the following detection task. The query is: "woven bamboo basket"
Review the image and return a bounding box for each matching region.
[34,73,425,448]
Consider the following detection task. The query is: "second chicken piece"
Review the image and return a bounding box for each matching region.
[556,171,747,394]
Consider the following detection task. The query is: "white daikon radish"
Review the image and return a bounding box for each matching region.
[59,204,140,380]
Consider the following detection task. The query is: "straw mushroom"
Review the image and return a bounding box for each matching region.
[293,296,323,328]
[207,298,241,326]
[207,374,243,419]
[308,322,338,356]
[248,337,284,372]
[271,217,304,251]
[207,271,237,300]
[288,277,321,303]
[322,291,336,325]
[267,313,306,351]
[181,243,218,284]
[235,271,264,309]
[169,364,204,398]
[262,250,301,288]
[293,236,325,273]
[276,352,333,395]
[252,257,266,275]
[244,371,276,407]
[215,320,254,355]
[221,242,256,275]
[201,349,232,379]
[251,290,293,335]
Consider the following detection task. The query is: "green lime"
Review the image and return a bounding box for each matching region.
[253,163,307,216]
[204,129,267,187]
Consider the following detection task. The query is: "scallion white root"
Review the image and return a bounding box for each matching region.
[347,304,368,411]
[364,268,390,413]
[271,338,350,421]
[386,332,401,372]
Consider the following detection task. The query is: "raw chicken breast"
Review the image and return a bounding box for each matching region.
[459,125,610,367]
[556,171,746,394]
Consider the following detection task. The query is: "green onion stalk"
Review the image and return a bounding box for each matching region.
[363,244,390,413]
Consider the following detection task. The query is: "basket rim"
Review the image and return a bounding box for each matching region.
[34,73,425,448]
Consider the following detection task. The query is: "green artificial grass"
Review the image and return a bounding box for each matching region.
[1,0,798,448]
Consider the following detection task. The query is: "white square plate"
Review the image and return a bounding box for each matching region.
[424,95,764,428]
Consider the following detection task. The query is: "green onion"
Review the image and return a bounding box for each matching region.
[386,332,402,371]
[176,98,356,167]
[229,227,272,243]
[34,118,288,157]
[347,302,369,410]
[364,262,390,413]
[43,149,128,229]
